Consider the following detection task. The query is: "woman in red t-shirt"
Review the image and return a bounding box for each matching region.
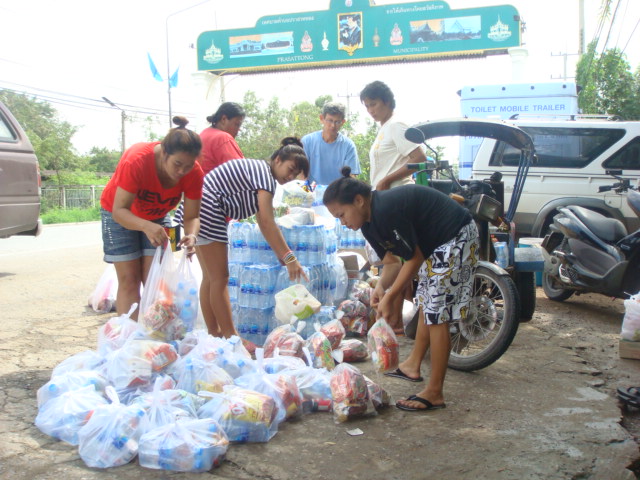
[199,102,245,173]
[100,116,204,318]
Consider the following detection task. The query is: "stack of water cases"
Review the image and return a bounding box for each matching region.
[227,222,351,344]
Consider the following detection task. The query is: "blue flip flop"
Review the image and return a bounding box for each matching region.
[383,368,423,383]
[396,395,446,412]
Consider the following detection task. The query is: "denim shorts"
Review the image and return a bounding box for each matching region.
[101,209,170,263]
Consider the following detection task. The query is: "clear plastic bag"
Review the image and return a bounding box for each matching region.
[306,331,335,370]
[367,318,399,373]
[173,249,200,334]
[329,363,375,423]
[35,384,109,445]
[622,293,640,341]
[37,370,108,408]
[139,244,185,342]
[319,318,346,350]
[336,338,369,363]
[197,386,279,443]
[138,417,229,472]
[280,180,315,208]
[77,386,146,468]
[51,350,105,378]
[282,348,333,413]
[173,356,234,394]
[100,337,178,390]
[263,324,305,359]
[97,303,139,355]
[88,263,118,313]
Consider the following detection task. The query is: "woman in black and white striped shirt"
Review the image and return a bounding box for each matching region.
[196,137,310,339]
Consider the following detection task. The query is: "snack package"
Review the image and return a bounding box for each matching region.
[275,284,322,323]
[173,356,234,394]
[337,338,369,363]
[97,303,139,355]
[280,180,315,208]
[37,370,108,408]
[263,324,305,359]
[349,280,373,307]
[88,263,118,313]
[367,318,400,373]
[234,366,303,424]
[197,386,279,443]
[329,363,373,423]
[139,244,188,342]
[306,331,335,371]
[320,318,346,350]
[101,338,178,390]
[337,299,369,329]
[35,384,109,445]
[77,386,146,468]
[138,417,229,472]
[364,375,391,411]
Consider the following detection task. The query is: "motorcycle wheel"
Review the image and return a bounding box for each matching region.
[542,272,574,301]
[449,264,521,372]
[517,271,536,322]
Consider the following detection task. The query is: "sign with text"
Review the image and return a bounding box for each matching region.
[197,0,521,74]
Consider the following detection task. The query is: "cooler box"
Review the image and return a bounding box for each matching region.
[517,237,544,286]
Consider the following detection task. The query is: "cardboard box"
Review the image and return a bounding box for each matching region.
[338,251,370,279]
[619,340,640,360]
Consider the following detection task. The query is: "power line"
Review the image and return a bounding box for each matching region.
[0,80,195,118]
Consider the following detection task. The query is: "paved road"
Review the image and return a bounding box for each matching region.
[0,223,638,479]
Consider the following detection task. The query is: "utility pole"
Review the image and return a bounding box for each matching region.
[337,91,360,121]
[102,97,126,154]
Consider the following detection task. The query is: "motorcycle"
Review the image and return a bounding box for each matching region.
[541,170,640,301]
[404,118,540,371]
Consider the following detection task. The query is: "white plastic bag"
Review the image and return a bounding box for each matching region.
[88,264,118,313]
[622,293,640,341]
[280,180,315,208]
[96,303,139,355]
[274,284,321,323]
[77,386,146,468]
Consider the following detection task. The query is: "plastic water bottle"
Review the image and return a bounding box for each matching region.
[239,268,253,308]
[247,225,258,263]
[494,241,509,269]
[295,225,309,265]
[228,223,242,262]
[180,299,197,331]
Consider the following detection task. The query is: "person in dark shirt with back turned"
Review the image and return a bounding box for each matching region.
[323,167,479,412]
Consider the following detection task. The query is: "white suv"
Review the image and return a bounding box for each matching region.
[472,116,640,237]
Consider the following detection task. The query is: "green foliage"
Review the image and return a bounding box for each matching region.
[82,146,121,173]
[0,90,81,175]
[576,42,640,120]
[43,171,110,186]
[350,119,378,184]
[41,206,101,224]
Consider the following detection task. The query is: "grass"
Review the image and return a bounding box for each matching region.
[41,206,101,224]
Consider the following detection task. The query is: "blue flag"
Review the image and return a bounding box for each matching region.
[169,67,179,88]
[147,53,163,82]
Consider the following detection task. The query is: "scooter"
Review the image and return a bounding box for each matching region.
[541,170,640,301]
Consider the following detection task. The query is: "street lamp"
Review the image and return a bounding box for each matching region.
[165,0,211,126]
[102,97,126,154]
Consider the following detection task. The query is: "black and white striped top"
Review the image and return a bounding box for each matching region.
[203,158,276,220]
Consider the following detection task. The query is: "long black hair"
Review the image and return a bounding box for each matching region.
[323,166,371,205]
[206,102,245,127]
[271,136,310,177]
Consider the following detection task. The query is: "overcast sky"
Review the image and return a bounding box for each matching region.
[1,0,638,154]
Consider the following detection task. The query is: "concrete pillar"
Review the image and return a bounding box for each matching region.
[508,47,529,82]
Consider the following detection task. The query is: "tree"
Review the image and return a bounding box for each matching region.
[350,119,378,184]
[84,146,121,173]
[576,42,640,120]
[0,90,81,181]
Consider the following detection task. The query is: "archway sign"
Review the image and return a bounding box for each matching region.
[197,0,521,75]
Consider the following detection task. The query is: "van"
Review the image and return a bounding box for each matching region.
[0,101,42,238]
[472,116,640,237]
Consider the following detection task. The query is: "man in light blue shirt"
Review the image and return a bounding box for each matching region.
[302,102,360,186]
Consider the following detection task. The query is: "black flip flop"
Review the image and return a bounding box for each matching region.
[616,387,640,408]
[396,395,446,412]
[383,368,423,383]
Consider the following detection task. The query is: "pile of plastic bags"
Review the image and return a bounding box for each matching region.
[35,300,399,473]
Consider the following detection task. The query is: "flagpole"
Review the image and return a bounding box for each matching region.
[165,0,211,127]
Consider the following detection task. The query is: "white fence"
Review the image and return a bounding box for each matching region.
[41,185,106,211]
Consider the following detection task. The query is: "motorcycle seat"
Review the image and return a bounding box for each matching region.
[567,205,627,242]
